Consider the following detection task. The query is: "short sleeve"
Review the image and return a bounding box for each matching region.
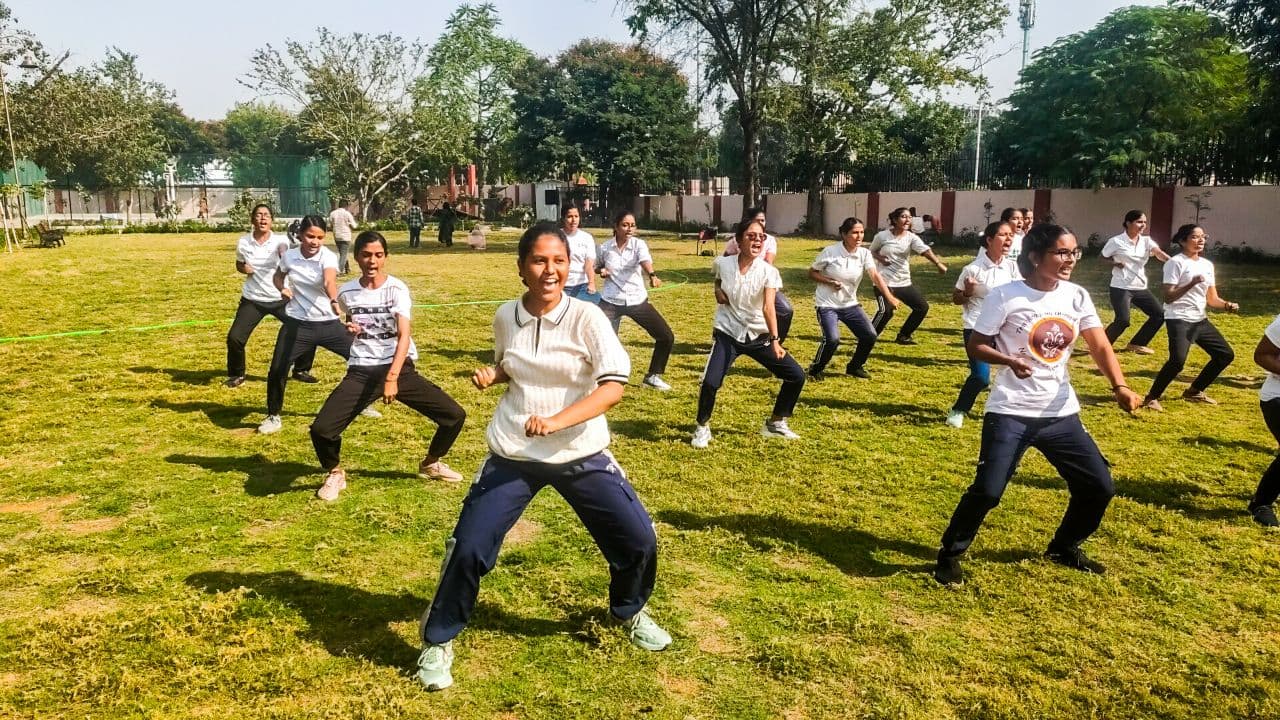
[580,304,631,385]
[712,255,724,281]
[392,282,413,319]
[723,237,740,256]
[764,236,778,257]
[277,252,292,274]
[492,306,509,366]
[1204,261,1216,287]
[910,234,929,254]
[954,265,975,291]
[235,238,249,264]
[764,264,783,290]
[636,238,653,265]
[321,250,339,271]
[1100,237,1119,258]
[972,285,1009,336]
[868,233,885,253]
[810,246,832,271]
[1145,237,1161,256]
[860,249,875,272]
[1266,315,1280,347]
[1076,287,1103,331]
[1162,257,1180,285]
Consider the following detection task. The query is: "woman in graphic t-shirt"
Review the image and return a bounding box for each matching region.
[307,230,467,502]
[1140,223,1238,410]
[1101,210,1170,354]
[933,223,1141,586]
[560,204,598,302]
[1248,316,1280,527]
[869,207,948,345]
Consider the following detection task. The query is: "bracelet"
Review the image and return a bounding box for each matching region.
[1112,384,1130,392]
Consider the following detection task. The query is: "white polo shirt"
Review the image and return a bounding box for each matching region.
[975,232,1024,261]
[1261,314,1280,402]
[1102,233,1162,290]
[487,295,631,464]
[337,275,418,366]
[565,228,596,286]
[870,230,930,287]
[811,242,875,309]
[976,280,1102,418]
[955,251,1021,330]
[278,246,340,321]
[722,233,778,262]
[712,255,782,341]
[1162,253,1215,322]
[597,236,654,306]
[236,232,290,304]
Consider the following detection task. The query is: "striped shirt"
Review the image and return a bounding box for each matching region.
[486,295,631,463]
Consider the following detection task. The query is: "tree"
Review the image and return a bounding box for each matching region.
[626,0,805,204]
[995,6,1250,187]
[221,102,314,186]
[1194,0,1280,161]
[244,29,466,219]
[423,3,531,186]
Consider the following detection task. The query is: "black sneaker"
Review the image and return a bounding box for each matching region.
[895,337,917,345]
[1251,504,1280,528]
[1044,546,1106,575]
[223,375,246,388]
[933,556,963,585]
[846,365,870,379]
[292,371,319,384]
[807,370,825,382]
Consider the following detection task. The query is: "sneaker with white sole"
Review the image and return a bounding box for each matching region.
[420,460,463,483]
[619,607,672,651]
[416,642,454,691]
[690,424,712,449]
[762,418,800,439]
[945,410,965,429]
[360,406,383,418]
[257,415,283,434]
[316,469,347,501]
[642,374,672,391]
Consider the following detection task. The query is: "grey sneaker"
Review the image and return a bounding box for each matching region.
[620,608,671,651]
[945,410,965,429]
[690,424,712,449]
[316,469,346,501]
[416,642,454,691]
[360,406,383,418]
[257,415,282,434]
[762,418,799,440]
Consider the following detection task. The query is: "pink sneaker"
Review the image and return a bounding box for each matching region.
[316,469,347,501]
[419,460,463,483]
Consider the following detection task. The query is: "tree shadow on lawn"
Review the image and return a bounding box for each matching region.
[151,399,276,430]
[1186,434,1276,456]
[129,365,235,386]
[657,509,936,577]
[1015,471,1242,521]
[185,570,590,672]
[815,398,941,423]
[165,453,418,497]
[873,352,966,368]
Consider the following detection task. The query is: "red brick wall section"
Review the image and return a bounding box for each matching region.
[1150,186,1175,249]
[1033,189,1052,226]
[866,193,880,231]
[940,191,956,235]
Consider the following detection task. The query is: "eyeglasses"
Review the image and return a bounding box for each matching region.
[742,232,766,240]
[1047,248,1084,260]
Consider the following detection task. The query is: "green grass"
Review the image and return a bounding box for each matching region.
[2,231,1280,718]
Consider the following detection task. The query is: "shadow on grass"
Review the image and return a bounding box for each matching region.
[433,347,493,365]
[129,365,233,386]
[1016,471,1241,521]
[657,509,935,577]
[1187,434,1276,456]
[874,352,966,368]
[151,399,268,429]
[165,453,418,496]
[818,398,941,422]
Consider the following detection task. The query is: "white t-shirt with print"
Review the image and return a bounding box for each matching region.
[278,246,340,321]
[976,280,1103,418]
[870,230,929,288]
[1102,233,1162,290]
[1162,253,1215,322]
[1261,314,1280,402]
[597,236,654,306]
[811,242,875,309]
[565,228,596,287]
[955,252,1021,330]
[236,232,290,304]
[722,233,778,262]
[337,275,418,367]
[712,255,782,341]
[329,208,357,242]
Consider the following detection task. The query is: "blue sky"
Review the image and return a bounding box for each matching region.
[8,0,1164,120]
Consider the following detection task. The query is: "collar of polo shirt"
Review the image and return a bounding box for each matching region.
[514,293,573,327]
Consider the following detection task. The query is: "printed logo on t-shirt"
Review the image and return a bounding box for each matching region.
[1026,316,1075,364]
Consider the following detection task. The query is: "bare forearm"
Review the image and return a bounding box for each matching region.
[550,381,624,429]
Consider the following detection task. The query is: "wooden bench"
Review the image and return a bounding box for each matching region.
[37,222,64,248]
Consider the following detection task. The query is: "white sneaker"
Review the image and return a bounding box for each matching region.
[416,641,454,691]
[360,406,383,419]
[762,419,800,440]
[420,460,463,483]
[257,415,282,434]
[316,468,347,501]
[690,424,712,449]
[620,607,672,651]
[642,374,672,391]
[945,410,965,429]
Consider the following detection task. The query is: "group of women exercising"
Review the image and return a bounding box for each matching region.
[221,201,1273,691]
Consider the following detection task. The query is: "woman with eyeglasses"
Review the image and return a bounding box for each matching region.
[933,223,1140,585]
[1102,210,1171,355]
[1140,223,1238,410]
[870,207,948,345]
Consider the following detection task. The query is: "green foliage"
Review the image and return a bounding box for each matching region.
[996,6,1251,188]
[226,190,277,229]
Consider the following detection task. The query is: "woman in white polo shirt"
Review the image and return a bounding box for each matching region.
[806,217,899,380]
[597,211,676,391]
[945,221,1021,428]
[415,222,669,692]
[1141,223,1238,410]
[722,207,794,343]
[870,207,948,344]
[307,231,467,501]
[560,204,598,302]
[690,218,807,448]
[1101,210,1171,354]
[224,204,317,388]
[933,223,1141,585]
[1248,317,1280,527]
[258,215,359,435]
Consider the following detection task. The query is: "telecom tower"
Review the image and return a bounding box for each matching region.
[1019,0,1037,69]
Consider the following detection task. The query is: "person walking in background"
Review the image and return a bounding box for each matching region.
[870,207,948,345]
[722,207,794,343]
[308,230,465,502]
[329,200,357,274]
[597,211,676,391]
[415,223,669,692]
[438,202,457,247]
[946,221,1021,428]
[561,204,598,302]
[691,217,807,449]
[1102,210,1170,355]
[1141,223,1238,410]
[807,217,899,381]
[406,198,424,248]
[224,203,317,388]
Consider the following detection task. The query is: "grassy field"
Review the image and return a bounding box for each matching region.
[2,229,1280,719]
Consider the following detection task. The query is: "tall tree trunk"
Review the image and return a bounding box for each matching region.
[805,165,824,235]
[740,108,761,206]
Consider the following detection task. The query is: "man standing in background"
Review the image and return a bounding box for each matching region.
[329,200,357,274]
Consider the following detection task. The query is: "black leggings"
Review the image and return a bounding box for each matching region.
[226,297,315,378]
[1106,287,1164,346]
[599,300,674,376]
[872,285,929,341]
[266,319,354,416]
[1251,399,1280,509]
[1146,318,1235,401]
